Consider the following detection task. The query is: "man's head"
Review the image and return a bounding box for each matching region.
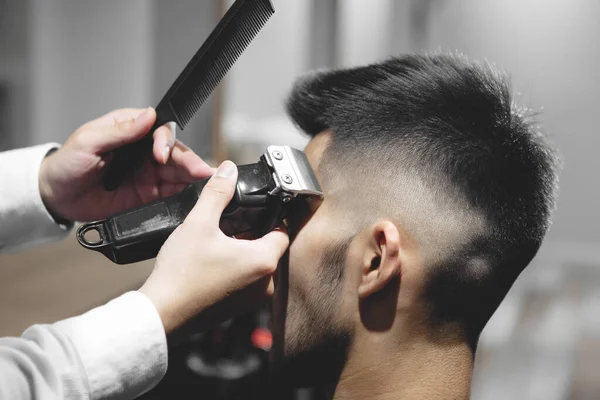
[270,53,559,387]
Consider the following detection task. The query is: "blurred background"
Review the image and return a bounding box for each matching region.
[1,0,599,398]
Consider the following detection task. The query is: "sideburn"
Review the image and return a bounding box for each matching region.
[317,238,352,286]
[300,239,353,385]
[274,239,354,390]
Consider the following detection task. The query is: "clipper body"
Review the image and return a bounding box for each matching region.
[77,146,322,264]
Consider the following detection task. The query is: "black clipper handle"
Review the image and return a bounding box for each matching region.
[78,161,280,264]
[78,177,207,264]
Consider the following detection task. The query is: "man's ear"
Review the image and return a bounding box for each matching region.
[358,221,401,299]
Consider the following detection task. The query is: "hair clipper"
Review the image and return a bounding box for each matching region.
[77,146,323,264]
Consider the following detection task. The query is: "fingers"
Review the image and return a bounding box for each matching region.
[153,122,176,165]
[86,108,148,127]
[130,158,161,203]
[156,165,196,183]
[78,107,157,154]
[155,142,214,183]
[248,227,290,275]
[159,183,186,198]
[186,161,238,226]
[169,141,214,179]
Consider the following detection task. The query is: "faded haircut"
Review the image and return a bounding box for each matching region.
[285,53,559,346]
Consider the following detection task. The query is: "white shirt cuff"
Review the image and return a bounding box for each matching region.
[53,291,168,400]
[0,143,73,253]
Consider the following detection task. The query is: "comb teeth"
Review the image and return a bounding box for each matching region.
[169,0,274,128]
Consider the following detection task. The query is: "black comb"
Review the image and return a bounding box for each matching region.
[103,0,275,191]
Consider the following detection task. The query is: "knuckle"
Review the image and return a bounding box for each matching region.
[70,128,93,150]
[70,130,86,147]
[278,235,290,249]
[205,179,232,198]
[209,186,230,198]
[118,117,136,132]
[259,254,279,274]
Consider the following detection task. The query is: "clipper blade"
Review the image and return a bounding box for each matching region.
[265,146,323,198]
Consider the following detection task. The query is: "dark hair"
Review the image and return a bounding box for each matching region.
[286,53,559,346]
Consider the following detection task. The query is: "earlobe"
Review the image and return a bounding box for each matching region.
[358,221,401,299]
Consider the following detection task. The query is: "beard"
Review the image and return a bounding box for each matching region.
[270,323,350,389]
[269,239,352,389]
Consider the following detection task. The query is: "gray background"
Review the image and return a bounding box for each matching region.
[1,1,599,398]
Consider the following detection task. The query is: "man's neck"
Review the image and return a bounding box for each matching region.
[332,332,474,400]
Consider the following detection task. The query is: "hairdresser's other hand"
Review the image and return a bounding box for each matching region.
[139,161,290,337]
[38,107,213,222]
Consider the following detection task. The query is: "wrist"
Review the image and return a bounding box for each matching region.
[39,153,54,207]
[38,150,70,224]
[138,283,179,336]
[139,275,219,343]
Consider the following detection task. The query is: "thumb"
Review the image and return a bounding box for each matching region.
[248,227,290,275]
[187,160,238,227]
[82,107,156,154]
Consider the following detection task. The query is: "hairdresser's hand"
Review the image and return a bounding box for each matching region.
[139,161,289,337]
[38,107,213,222]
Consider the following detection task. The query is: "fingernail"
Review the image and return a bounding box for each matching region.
[167,122,177,145]
[162,145,170,164]
[215,160,236,178]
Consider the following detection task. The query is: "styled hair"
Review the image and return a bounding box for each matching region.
[286,53,559,345]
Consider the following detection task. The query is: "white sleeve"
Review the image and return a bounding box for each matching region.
[0,143,74,253]
[0,291,168,400]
